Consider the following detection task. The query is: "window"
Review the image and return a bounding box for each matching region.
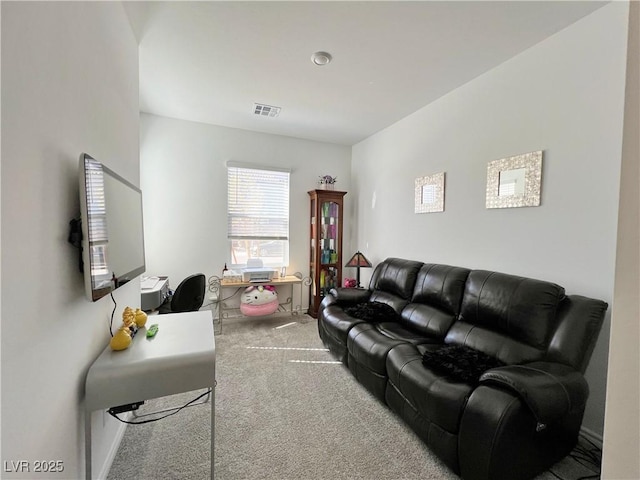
[227,164,290,267]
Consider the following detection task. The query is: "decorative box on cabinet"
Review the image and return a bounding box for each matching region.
[308,189,346,318]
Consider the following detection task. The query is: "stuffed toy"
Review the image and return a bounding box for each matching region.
[240,285,279,316]
[344,278,357,288]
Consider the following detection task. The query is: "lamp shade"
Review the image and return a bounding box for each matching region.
[345,251,372,268]
[345,251,372,289]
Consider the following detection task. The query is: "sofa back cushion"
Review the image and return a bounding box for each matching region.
[445,320,548,365]
[400,264,470,338]
[457,270,565,349]
[369,290,411,313]
[400,304,459,339]
[411,264,470,314]
[368,258,423,311]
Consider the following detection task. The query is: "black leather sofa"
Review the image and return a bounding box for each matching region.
[318,258,607,480]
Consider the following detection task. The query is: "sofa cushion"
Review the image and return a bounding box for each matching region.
[400,303,458,340]
[319,305,367,345]
[369,290,411,313]
[445,320,546,365]
[395,264,470,338]
[348,323,440,375]
[411,264,471,315]
[387,343,475,434]
[347,322,438,401]
[375,322,440,345]
[459,270,565,349]
[348,323,408,375]
[368,258,423,300]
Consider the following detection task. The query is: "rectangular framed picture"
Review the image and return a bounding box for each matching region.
[486,150,543,209]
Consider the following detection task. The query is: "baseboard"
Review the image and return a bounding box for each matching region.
[580,425,603,449]
[98,414,129,480]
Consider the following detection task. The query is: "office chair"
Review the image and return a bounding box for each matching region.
[159,273,206,314]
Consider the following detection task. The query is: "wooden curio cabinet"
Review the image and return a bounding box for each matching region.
[308,189,347,318]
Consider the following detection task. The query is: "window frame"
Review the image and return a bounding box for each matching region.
[226,163,290,269]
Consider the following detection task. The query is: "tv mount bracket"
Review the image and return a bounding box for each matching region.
[68,218,84,273]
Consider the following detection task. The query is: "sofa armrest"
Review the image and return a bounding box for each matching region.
[328,287,372,305]
[459,383,584,480]
[479,361,588,430]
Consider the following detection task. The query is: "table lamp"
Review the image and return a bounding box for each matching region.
[345,251,372,288]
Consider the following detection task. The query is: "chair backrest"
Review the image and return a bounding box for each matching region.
[170,273,206,313]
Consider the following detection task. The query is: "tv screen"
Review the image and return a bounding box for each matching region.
[79,153,145,301]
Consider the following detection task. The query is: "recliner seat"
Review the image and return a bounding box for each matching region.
[318,257,422,363]
[347,263,470,402]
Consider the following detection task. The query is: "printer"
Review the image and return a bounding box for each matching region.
[242,259,277,283]
[141,276,170,311]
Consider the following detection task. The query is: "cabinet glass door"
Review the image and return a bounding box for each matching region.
[319,201,339,296]
[309,197,317,298]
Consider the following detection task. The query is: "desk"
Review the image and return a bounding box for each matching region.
[84,311,215,479]
[208,274,310,334]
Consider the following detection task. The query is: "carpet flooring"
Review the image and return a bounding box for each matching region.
[107,314,600,480]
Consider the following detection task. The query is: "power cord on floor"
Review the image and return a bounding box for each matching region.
[547,436,601,480]
[202,288,244,311]
[571,436,602,472]
[108,389,212,425]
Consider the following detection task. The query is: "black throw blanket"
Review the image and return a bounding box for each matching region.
[422,345,505,385]
[344,301,400,322]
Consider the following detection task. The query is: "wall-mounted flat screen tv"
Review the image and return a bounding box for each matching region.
[79,153,145,301]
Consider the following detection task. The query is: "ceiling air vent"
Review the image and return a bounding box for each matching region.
[253,103,281,118]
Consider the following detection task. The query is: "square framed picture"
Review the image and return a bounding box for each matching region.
[415,172,445,213]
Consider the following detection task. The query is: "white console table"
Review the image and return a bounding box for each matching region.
[84,311,215,479]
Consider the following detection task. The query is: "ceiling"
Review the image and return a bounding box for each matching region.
[124,1,607,146]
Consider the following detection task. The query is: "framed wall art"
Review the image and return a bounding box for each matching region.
[486,150,543,209]
[415,172,445,213]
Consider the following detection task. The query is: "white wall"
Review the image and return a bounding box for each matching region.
[351,3,629,438]
[140,113,352,309]
[1,3,139,478]
[602,1,640,477]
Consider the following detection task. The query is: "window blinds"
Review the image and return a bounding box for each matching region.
[227,166,290,240]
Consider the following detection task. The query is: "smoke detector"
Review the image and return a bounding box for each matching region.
[253,103,281,118]
[311,51,332,66]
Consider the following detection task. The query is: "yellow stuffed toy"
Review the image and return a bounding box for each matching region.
[110,326,132,351]
[109,306,145,351]
[134,308,148,327]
